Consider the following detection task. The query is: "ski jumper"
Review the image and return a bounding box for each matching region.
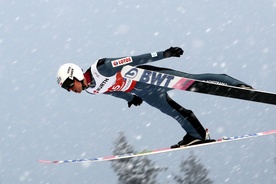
[83,51,251,140]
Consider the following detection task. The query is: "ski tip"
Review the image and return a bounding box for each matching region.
[263,130,276,135]
[37,159,54,164]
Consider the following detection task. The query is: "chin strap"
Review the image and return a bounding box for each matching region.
[82,83,88,90]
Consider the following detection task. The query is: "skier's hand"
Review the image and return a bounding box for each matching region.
[163,47,184,58]
[128,95,143,108]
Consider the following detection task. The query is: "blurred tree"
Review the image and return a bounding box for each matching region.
[173,151,213,184]
[111,132,167,184]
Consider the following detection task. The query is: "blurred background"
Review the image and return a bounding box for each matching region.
[0,0,275,183]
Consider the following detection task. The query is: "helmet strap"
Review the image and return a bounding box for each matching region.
[81,78,89,90]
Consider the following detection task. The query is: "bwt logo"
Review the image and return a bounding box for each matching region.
[125,68,174,87]
[124,68,138,79]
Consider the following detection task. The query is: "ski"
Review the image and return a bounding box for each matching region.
[121,66,276,105]
[38,129,276,164]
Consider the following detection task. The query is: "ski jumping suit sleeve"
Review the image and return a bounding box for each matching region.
[90,50,251,140]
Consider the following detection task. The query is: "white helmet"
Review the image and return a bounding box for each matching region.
[57,63,84,91]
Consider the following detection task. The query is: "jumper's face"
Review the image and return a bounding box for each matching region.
[69,79,83,93]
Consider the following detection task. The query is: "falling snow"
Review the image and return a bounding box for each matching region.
[0,0,275,184]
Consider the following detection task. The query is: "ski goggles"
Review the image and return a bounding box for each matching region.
[61,78,74,91]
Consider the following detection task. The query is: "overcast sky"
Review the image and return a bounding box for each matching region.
[0,0,275,183]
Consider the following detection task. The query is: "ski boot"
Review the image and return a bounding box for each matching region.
[171,129,215,149]
[236,84,254,90]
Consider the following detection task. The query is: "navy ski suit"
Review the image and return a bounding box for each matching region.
[83,49,250,140]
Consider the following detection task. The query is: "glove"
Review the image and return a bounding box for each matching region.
[128,95,143,108]
[163,47,184,58]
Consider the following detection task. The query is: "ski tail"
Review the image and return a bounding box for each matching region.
[121,66,276,105]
